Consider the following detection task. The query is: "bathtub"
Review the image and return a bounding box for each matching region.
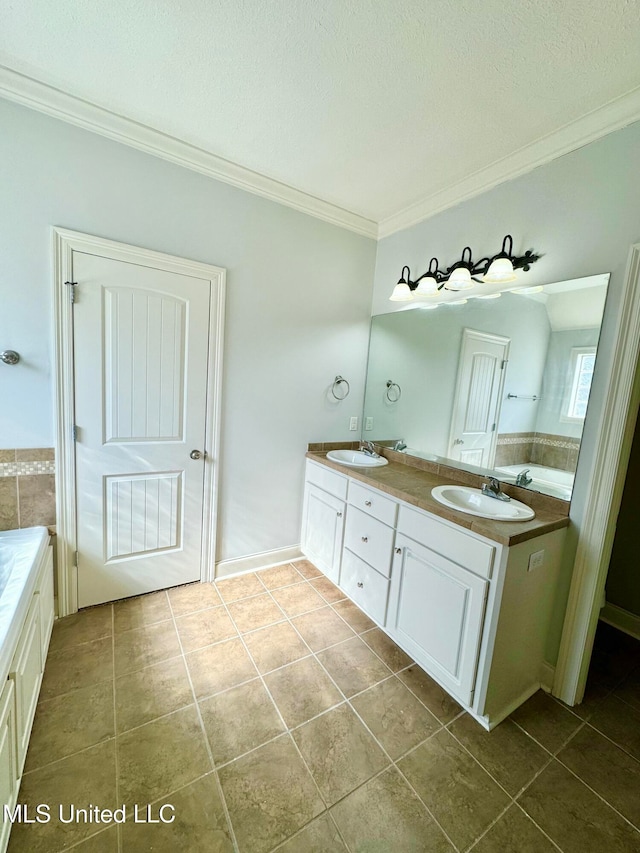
[0,527,54,853]
[495,464,574,500]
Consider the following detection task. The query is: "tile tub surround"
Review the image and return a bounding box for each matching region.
[0,448,56,531]
[11,566,640,853]
[495,432,581,472]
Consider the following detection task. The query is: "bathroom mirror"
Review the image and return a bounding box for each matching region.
[362,273,610,501]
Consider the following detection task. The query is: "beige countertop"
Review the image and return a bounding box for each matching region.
[306,451,570,547]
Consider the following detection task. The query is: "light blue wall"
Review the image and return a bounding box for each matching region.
[0,99,376,563]
[372,120,640,662]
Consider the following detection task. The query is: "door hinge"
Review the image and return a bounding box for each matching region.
[72,425,78,442]
[73,550,79,567]
[491,422,496,432]
[64,281,78,303]
[501,359,508,370]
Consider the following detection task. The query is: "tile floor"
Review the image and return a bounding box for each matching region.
[7,562,640,853]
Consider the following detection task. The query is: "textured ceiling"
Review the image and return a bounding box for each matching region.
[2,0,640,226]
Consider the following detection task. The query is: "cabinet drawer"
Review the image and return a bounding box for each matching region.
[348,481,398,526]
[344,506,395,578]
[397,505,494,579]
[306,460,348,500]
[341,549,390,625]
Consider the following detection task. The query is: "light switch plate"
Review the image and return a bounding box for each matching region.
[528,549,545,572]
[365,417,373,431]
[349,416,358,431]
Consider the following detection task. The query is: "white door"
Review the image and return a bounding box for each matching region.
[448,328,510,468]
[73,251,212,607]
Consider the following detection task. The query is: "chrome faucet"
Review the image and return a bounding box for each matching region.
[515,469,533,487]
[393,440,407,452]
[482,477,511,502]
[361,440,380,458]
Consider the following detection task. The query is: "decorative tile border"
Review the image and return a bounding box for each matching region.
[0,458,56,477]
[497,433,579,450]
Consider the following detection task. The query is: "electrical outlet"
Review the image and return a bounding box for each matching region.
[528,549,545,572]
[349,416,358,431]
[365,417,373,431]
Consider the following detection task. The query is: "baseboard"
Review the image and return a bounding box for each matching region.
[600,601,640,641]
[215,545,303,579]
[540,661,556,693]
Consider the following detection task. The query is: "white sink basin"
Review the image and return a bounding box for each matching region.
[431,485,535,521]
[326,449,389,468]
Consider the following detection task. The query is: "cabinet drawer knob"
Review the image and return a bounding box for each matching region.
[361,536,368,543]
[357,581,364,588]
[337,512,342,518]
[364,500,372,507]
[395,547,402,555]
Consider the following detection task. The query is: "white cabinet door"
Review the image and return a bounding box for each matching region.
[9,598,42,774]
[301,484,345,584]
[388,534,488,705]
[0,680,18,852]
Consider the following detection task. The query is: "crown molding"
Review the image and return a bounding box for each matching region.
[0,65,377,239]
[378,86,640,239]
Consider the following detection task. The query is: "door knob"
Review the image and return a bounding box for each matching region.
[395,547,402,555]
[361,536,368,543]
[357,582,364,588]
[453,439,464,446]
[190,450,202,460]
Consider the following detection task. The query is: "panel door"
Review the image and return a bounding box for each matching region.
[0,680,18,852]
[388,534,488,705]
[448,328,510,468]
[73,251,211,606]
[10,597,42,774]
[301,484,345,584]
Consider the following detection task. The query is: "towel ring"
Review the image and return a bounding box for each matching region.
[386,380,401,402]
[331,375,350,400]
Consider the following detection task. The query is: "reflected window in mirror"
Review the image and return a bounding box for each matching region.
[362,273,610,502]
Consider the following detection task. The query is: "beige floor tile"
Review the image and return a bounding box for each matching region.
[121,773,234,852]
[243,622,310,674]
[227,592,285,632]
[558,725,640,828]
[175,606,237,652]
[510,690,582,752]
[292,606,355,652]
[361,627,413,672]
[293,704,388,806]
[309,576,346,603]
[216,572,265,602]
[48,604,112,653]
[332,599,375,633]
[200,679,285,764]
[115,656,193,733]
[70,827,118,852]
[258,563,303,589]
[291,559,323,579]
[271,582,326,617]
[352,677,440,759]
[398,728,510,851]
[397,664,462,724]
[187,636,258,699]
[265,657,342,728]
[168,581,222,616]
[589,694,640,760]
[8,741,116,853]
[570,676,612,719]
[317,636,391,697]
[114,619,182,676]
[219,735,324,853]
[331,767,453,852]
[118,705,211,805]
[518,759,640,852]
[114,591,171,632]
[39,635,113,701]
[25,680,114,771]
[448,714,549,796]
[471,804,557,853]
[276,814,347,852]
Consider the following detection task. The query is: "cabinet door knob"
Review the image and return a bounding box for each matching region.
[395,547,402,555]
[357,581,364,588]
[364,500,372,507]
[337,512,343,518]
[361,536,368,543]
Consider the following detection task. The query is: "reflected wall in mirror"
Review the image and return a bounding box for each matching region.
[362,274,610,501]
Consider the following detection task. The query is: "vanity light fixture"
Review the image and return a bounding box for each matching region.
[390,235,540,302]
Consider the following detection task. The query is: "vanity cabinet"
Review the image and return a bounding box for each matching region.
[301,457,567,728]
[0,681,17,853]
